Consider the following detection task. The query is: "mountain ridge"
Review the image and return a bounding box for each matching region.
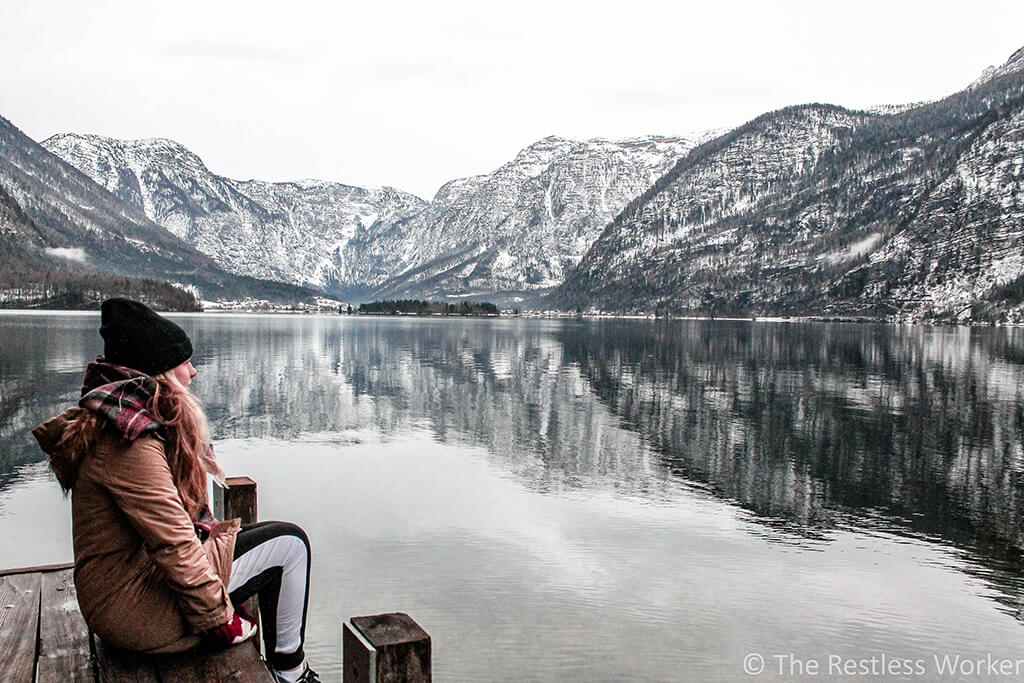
[42,131,429,294]
[550,51,1024,322]
[17,44,1024,318]
[0,115,320,305]
[45,131,697,304]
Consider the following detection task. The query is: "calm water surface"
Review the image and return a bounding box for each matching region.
[1,313,1023,681]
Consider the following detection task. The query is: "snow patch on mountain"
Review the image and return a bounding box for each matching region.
[44,246,88,262]
[821,233,882,264]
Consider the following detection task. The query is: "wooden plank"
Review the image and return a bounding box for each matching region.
[0,562,74,578]
[36,568,93,682]
[93,638,160,683]
[0,571,41,683]
[156,640,274,682]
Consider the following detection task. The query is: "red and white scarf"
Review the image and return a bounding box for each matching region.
[79,357,226,488]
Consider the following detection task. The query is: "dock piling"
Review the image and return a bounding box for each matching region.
[343,612,431,683]
[212,475,262,637]
[213,475,258,525]
[216,477,433,681]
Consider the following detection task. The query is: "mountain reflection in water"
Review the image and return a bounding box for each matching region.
[560,321,1024,556]
[2,313,1023,616]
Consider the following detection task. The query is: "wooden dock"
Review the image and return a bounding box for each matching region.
[1,475,432,682]
[0,475,275,683]
[0,563,274,683]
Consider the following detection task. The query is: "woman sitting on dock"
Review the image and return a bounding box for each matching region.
[32,298,319,683]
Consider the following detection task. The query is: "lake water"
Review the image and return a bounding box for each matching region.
[1,312,1023,681]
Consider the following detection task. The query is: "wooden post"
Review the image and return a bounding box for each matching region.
[343,613,431,683]
[212,476,261,640]
[213,476,258,525]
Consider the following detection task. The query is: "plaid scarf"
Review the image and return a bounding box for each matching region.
[79,359,162,442]
[78,358,225,525]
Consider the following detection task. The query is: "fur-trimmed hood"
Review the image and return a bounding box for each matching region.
[33,359,225,492]
[32,407,105,492]
[34,359,162,492]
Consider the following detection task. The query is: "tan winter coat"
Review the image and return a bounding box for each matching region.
[33,409,238,653]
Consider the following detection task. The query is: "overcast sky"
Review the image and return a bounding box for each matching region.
[2,1,1023,199]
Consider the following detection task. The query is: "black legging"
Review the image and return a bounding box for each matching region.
[228,521,311,671]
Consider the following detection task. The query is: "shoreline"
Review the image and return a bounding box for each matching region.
[1,307,1019,327]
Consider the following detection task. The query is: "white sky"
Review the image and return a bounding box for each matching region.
[2,0,1023,200]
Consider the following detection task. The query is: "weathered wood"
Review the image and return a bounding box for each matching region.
[214,476,258,525]
[0,571,41,683]
[344,613,431,683]
[157,639,275,682]
[343,621,377,683]
[0,561,74,578]
[93,638,161,683]
[4,475,275,683]
[213,475,262,637]
[36,568,92,682]
[61,589,275,683]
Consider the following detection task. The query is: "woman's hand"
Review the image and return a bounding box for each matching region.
[202,609,258,648]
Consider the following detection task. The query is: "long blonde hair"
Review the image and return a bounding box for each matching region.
[148,370,224,519]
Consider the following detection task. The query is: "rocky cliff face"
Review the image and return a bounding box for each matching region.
[0,116,309,302]
[553,48,1024,321]
[856,98,1024,319]
[348,135,696,303]
[45,133,695,303]
[41,134,427,293]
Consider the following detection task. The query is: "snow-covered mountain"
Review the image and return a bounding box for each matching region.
[348,135,697,302]
[36,44,1024,319]
[970,45,1024,90]
[42,134,427,293]
[553,46,1024,322]
[0,115,313,303]
[44,133,695,303]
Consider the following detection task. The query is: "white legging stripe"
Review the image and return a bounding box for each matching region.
[228,533,308,656]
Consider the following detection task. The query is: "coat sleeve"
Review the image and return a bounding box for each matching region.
[101,436,234,633]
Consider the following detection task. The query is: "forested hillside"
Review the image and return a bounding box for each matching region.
[552,49,1024,321]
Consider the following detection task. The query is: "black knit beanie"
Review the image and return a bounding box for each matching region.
[100,298,193,376]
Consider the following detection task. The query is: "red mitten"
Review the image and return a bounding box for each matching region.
[203,610,257,648]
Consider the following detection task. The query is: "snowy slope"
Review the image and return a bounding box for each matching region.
[0,118,313,302]
[46,133,694,303]
[42,134,427,293]
[351,135,696,302]
[554,46,1024,320]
